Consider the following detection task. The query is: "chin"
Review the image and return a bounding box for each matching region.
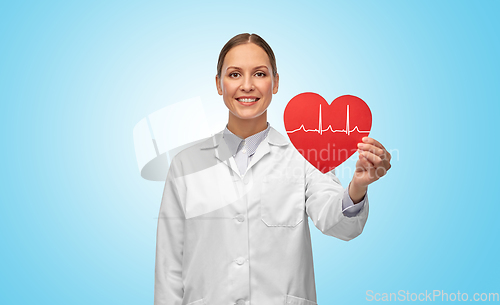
[235,111,266,121]
[226,101,269,121]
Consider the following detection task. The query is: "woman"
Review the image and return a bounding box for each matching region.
[155,33,391,305]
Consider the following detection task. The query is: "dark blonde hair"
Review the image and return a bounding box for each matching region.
[217,33,277,79]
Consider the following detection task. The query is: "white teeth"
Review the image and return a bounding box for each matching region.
[238,98,257,102]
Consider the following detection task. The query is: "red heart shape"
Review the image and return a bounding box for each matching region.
[284,93,372,173]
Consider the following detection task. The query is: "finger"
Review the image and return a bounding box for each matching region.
[365,152,391,176]
[354,159,365,172]
[357,153,371,168]
[359,150,383,167]
[360,154,374,169]
[355,154,373,172]
[375,166,389,179]
[362,137,387,151]
[357,143,384,157]
[360,138,392,162]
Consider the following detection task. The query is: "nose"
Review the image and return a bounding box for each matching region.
[240,76,254,92]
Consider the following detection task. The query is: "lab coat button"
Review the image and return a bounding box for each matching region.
[235,299,245,305]
[235,214,245,222]
[235,257,245,265]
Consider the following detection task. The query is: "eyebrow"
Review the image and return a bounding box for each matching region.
[227,65,269,71]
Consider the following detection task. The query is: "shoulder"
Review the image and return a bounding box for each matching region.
[169,131,223,176]
[267,127,302,157]
[173,133,219,159]
[266,126,290,146]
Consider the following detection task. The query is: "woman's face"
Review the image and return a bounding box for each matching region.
[216,43,279,122]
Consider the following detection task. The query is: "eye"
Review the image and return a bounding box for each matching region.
[229,72,240,78]
[255,72,266,77]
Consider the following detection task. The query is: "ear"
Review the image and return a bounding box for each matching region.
[215,75,223,96]
[272,72,279,94]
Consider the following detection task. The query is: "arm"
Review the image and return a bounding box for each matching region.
[338,137,392,217]
[341,185,367,217]
[305,160,369,241]
[154,160,184,305]
[304,137,391,240]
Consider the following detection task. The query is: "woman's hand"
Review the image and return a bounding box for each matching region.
[348,137,392,203]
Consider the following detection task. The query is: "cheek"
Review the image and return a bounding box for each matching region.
[259,80,274,94]
[222,80,236,96]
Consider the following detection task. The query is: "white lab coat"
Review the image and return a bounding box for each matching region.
[154,126,369,305]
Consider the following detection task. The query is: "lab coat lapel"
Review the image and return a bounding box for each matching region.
[200,131,240,178]
[246,140,270,172]
[247,127,289,172]
[200,127,290,178]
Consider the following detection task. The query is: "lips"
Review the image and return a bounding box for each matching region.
[236,97,260,103]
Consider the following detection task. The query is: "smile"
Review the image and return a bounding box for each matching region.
[236,98,260,103]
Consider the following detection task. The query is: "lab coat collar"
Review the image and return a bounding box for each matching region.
[200,126,290,177]
[199,126,290,150]
[266,126,291,147]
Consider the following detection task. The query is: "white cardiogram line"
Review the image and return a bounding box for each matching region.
[287,104,370,135]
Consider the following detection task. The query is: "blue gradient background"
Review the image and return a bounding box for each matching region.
[1,1,499,304]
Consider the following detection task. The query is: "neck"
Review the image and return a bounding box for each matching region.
[227,111,268,139]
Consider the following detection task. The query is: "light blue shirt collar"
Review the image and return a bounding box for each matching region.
[222,122,271,157]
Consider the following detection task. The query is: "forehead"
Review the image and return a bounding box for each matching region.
[223,43,271,69]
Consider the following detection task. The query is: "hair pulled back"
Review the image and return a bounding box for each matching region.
[217,33,277,79]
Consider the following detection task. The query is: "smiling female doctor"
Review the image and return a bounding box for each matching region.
[154,33,392,305]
